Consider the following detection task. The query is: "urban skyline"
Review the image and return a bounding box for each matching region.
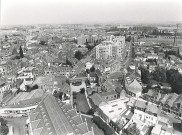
[1,0,182,26]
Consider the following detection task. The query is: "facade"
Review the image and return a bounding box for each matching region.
[77,34,90,45]
[96,35,125,59]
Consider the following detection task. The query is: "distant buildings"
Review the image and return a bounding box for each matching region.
[96,35,125,60]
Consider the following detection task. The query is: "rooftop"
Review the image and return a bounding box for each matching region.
[29,95,93,135]
[8,89,44,105]
[128,79,142,94]
[135,99,147,109]
[99,98,129,122]
[90,93,106,106]
[146,103,158,114]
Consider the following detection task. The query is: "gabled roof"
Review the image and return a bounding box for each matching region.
[90,93,106,106]
[99,91,117,97]
[128,79,142,94]
[135,99,147,109]
[108,72,123,80]
[95,69,102,76]
[29,95,93,135]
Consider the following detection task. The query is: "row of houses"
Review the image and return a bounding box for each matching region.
[143,89,182,118]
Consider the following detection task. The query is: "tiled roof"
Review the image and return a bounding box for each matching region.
[7,89,44,105]
[99,91,117,97]
[135,100,147,109]
[128,79,142,94]
[90,93,106,106]
[165,93,178,107]
[29,95,93,135]
[108,72,123,80]
[146,103,158,114]
[95,69,102,76]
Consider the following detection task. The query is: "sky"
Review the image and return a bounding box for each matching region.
[1,0,182,26]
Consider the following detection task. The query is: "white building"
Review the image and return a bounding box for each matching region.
[77,34,90,45]
[134,103,158,126]
[85,62,94,70]
[99,97,129,123]
[96,35,125,59]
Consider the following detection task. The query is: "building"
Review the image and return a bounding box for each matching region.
[126,79,142,97]
[97,97,129,124]
[77,34,90,45]
[0,89,44,116]
[96,35,125,59]
[134,103,158,126]
[27,94,94,135]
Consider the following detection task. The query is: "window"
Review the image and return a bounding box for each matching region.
[112,104,118,107]
[109,110,114,113]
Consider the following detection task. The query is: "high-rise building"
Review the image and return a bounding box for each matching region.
[96,35,125,59]
[77,34,90,45]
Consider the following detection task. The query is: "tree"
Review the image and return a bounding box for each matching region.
[19,46,24,58]
[26,85,31,92]
[131,46,135,58]
[31,84,39,90]
[140,67,150,84]
[73,38,77,44]
[66,79,70,85]
[152,67,166,82]
[86,45,92,50]
[80,88,85,94]
[59,92,64,100]
[92,116,115,135]
[74,51,83,60]
[125,36,131,42]
[5,35,8,39]
[86,69,90,74]
[87,109,94,115]
[85,39,89,45]
[53,90,58,98]
[0,118,9,135]
[12,47,18,55]
[85,79,90,85]
[66,58,72,67]
[166,69,182,94]
[90,66,95,72]
[39,41,47,45]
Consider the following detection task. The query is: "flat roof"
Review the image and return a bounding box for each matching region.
[99,98,129,122]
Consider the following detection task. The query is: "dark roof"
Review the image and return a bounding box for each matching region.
[121,110,133,120]
[95,69,102,76]
[90,72,96,77]
[115,87,123,94]
[108,72,123,80]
